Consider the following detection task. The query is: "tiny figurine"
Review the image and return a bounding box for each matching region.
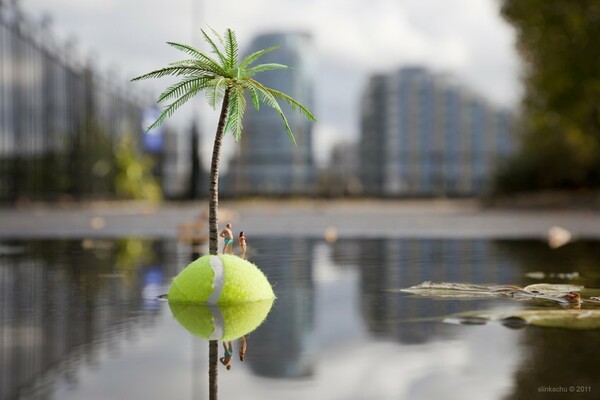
[239,231,247,259]
[219,223,234,254]
[219,341,233,370]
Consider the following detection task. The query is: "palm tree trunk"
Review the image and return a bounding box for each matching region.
[208,87,231,255]
[207,87,231,400]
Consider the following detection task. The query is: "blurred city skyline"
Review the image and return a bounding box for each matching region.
[20,0,521,167]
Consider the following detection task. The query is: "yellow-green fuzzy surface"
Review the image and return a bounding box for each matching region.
[169,299,274,341]
[168,302,215,338]
[218,254,275,305]
[167,255,214,303]
[167,254,275,304]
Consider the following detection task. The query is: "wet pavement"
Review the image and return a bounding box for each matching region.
[1,199,600,239]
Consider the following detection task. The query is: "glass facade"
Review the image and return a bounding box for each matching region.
[360,67,515,197]
[225,32,315,196]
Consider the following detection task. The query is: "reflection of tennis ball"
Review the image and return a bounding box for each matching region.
[167,254,275,305]
[168,299,274,341]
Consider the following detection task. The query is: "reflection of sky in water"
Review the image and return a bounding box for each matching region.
[2,238,600,399]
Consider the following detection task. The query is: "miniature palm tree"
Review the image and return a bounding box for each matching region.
[132,28,315,255]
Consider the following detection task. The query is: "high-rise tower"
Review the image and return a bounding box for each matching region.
[226,32,315,196]
[360,67,515,197]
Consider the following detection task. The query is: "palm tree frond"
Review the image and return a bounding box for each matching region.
[247,84,260,110]
[209,27,226,48]
[147,83,205,130]
[246,63,291,76]
[158,76,214,103]
[167,42,227,74]
[239,79,260,110]
[247,79,297,145]
[224,85,247,141]
[131,66,208,81]
[266,87,317,122]
[205,77,227,109]
[201,29,227,65]
[239,45,280,69]
[168,59,198,67]
[224,28,239,69]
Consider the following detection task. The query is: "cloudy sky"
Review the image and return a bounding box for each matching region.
[21,0,521,166]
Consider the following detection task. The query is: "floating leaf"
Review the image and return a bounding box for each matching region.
[523,283,584,294]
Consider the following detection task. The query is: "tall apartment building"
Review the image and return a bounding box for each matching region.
[360,67,515,197]
[225,32,315,196]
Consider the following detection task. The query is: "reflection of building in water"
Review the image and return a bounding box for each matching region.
[0,239,178,400]
[244,238,315,378]
[493,240,600,399]
[506,328,600,400]
[353,239,520,344]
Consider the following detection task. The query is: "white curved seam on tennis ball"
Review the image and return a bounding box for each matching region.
[208,305,225,340]
[208,255,225,304]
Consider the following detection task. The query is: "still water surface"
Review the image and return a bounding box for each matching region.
[1,238,600,400]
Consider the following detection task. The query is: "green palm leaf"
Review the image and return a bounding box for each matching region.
[239,45,279,69]
[223,85,246,140]
[265,86,317,122]
[148,83,205,130]
[245,83,261,110]
[246,79,297,144]
[205,77,226,109]
[131,66,208,81]
[158,76,213,103]
[247,63,290,76]
[224,29,239,69]
[201,29,227,66]
[166,42,226,75]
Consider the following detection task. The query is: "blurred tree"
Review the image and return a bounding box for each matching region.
[114,133,163,202]
[497,0,600,191]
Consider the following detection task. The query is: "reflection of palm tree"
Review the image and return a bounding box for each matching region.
[209,340,218,398]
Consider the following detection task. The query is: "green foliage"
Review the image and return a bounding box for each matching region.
[131,28,316,142]
[114,133,163,202]
[70,122,117,196]
[13,123,117,199]
[497,1,600,191]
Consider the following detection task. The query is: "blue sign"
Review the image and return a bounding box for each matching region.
[142,106,164,152]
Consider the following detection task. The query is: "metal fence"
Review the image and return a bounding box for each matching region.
[0,0,143,202]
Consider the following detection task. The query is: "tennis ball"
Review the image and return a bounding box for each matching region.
[167,254,275,305]
[169,299,274,341]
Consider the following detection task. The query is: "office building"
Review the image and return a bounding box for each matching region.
[225,32,315,196]
[360,67,515,197]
